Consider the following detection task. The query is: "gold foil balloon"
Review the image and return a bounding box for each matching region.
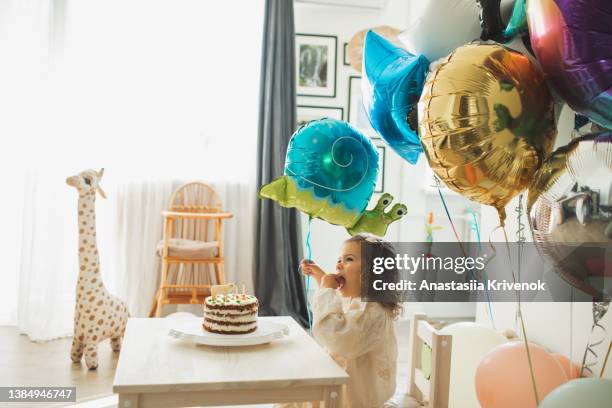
[419,43,557,225]
[529,133,612,300]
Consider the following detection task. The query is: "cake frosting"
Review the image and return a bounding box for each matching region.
[203,293,258,334]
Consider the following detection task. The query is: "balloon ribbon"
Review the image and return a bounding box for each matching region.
[515,194,526,327]
[580,301,609,377]
[436,181,465,255]
[601,340,612,378]
[305,216,313,333]
[501,226,540,405]
[435,179,497,329]
[467,207,496,329]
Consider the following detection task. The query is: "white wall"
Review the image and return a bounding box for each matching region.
[476,105,612,378]
[295,0,479,318]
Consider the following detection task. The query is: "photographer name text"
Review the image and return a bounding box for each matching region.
[372,279,547,292]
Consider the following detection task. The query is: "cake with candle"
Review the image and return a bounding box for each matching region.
[203,293,259,334]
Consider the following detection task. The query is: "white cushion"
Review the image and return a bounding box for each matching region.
[165,312,198,319]
[156,238,219,259]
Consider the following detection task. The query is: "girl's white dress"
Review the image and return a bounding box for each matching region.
[278,287,398,408]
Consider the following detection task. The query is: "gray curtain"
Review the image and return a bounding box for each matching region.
[254,0,309,327]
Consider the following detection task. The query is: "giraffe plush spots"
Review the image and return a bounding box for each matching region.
[66,168,129,370]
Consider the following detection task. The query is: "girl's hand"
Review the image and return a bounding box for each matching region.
[321,274,340,289]
[300,259,325,284]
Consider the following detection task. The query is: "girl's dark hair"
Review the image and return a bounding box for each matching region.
[346,233,403,320]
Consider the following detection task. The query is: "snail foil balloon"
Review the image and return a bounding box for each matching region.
[529,133,612,301]
[362,30,429,165]
[259,119,407,237]
[527,0,612,129]
[418,43,557,225]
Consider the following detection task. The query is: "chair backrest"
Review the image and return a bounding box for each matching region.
[168,182,222,242]
[169,182,222,212]
[409,313,452,408]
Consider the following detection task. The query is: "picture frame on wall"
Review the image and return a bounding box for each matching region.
[296,34,337,98]
[348,76,379,139]
[297,105,344,129]
[343,43,350,66]
[375,144,386,193]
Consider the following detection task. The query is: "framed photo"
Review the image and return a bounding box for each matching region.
[296,34,337,98]
[343,42,350,66]
[348,76,379,139]
[297,105,344,129]
[375,144,386,193]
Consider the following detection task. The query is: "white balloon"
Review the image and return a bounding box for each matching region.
[400,0,517,62]
[399,0,481,61]
[439,322,507,408]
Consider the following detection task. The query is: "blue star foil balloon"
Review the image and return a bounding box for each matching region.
[259,118,407,237]
[362,30,429,164]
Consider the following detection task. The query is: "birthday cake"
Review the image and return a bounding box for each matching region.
[203,293,259,334]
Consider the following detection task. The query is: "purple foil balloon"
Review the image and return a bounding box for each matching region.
[528,0,612,129]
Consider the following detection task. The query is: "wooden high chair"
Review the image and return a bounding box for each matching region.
[149,182,233,317]
[409,313,452,408]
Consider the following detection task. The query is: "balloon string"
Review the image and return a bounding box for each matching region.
[468,207,495,329]
[468,209,482,250]
[305,217,313,333]
[435,182,466,256]
[570,288,574,379]
[501,226,540,406]
[580,302,609,377]
[516,194,526,242]
[306,216,313,264]
[580,321,607,376]
[436,183,496,329]
[486,226,500,264]
[487,225,512,333]
[601,341,612,378]
[516,194,525,308]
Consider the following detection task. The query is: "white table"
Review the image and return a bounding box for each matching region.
[113,317,349,408]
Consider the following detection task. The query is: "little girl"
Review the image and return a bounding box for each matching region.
[300,233,402,408]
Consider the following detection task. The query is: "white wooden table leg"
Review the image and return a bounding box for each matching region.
[118,393,139,408]
[323,385,342,408]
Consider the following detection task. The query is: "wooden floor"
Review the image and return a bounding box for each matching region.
[0,321,421,408]
[0,327,119,407]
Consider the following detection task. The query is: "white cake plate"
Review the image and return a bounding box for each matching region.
[168,320,290,347]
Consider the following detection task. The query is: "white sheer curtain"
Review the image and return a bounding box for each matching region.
[110,179,257,319]
[0,0,264,340]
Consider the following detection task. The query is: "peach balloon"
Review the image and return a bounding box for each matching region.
[551,353,581,380]
[475,342,568,408]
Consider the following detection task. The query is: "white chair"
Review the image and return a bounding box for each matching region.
[409,313,452,408]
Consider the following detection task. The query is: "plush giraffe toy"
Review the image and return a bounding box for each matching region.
[66,168,129,370]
